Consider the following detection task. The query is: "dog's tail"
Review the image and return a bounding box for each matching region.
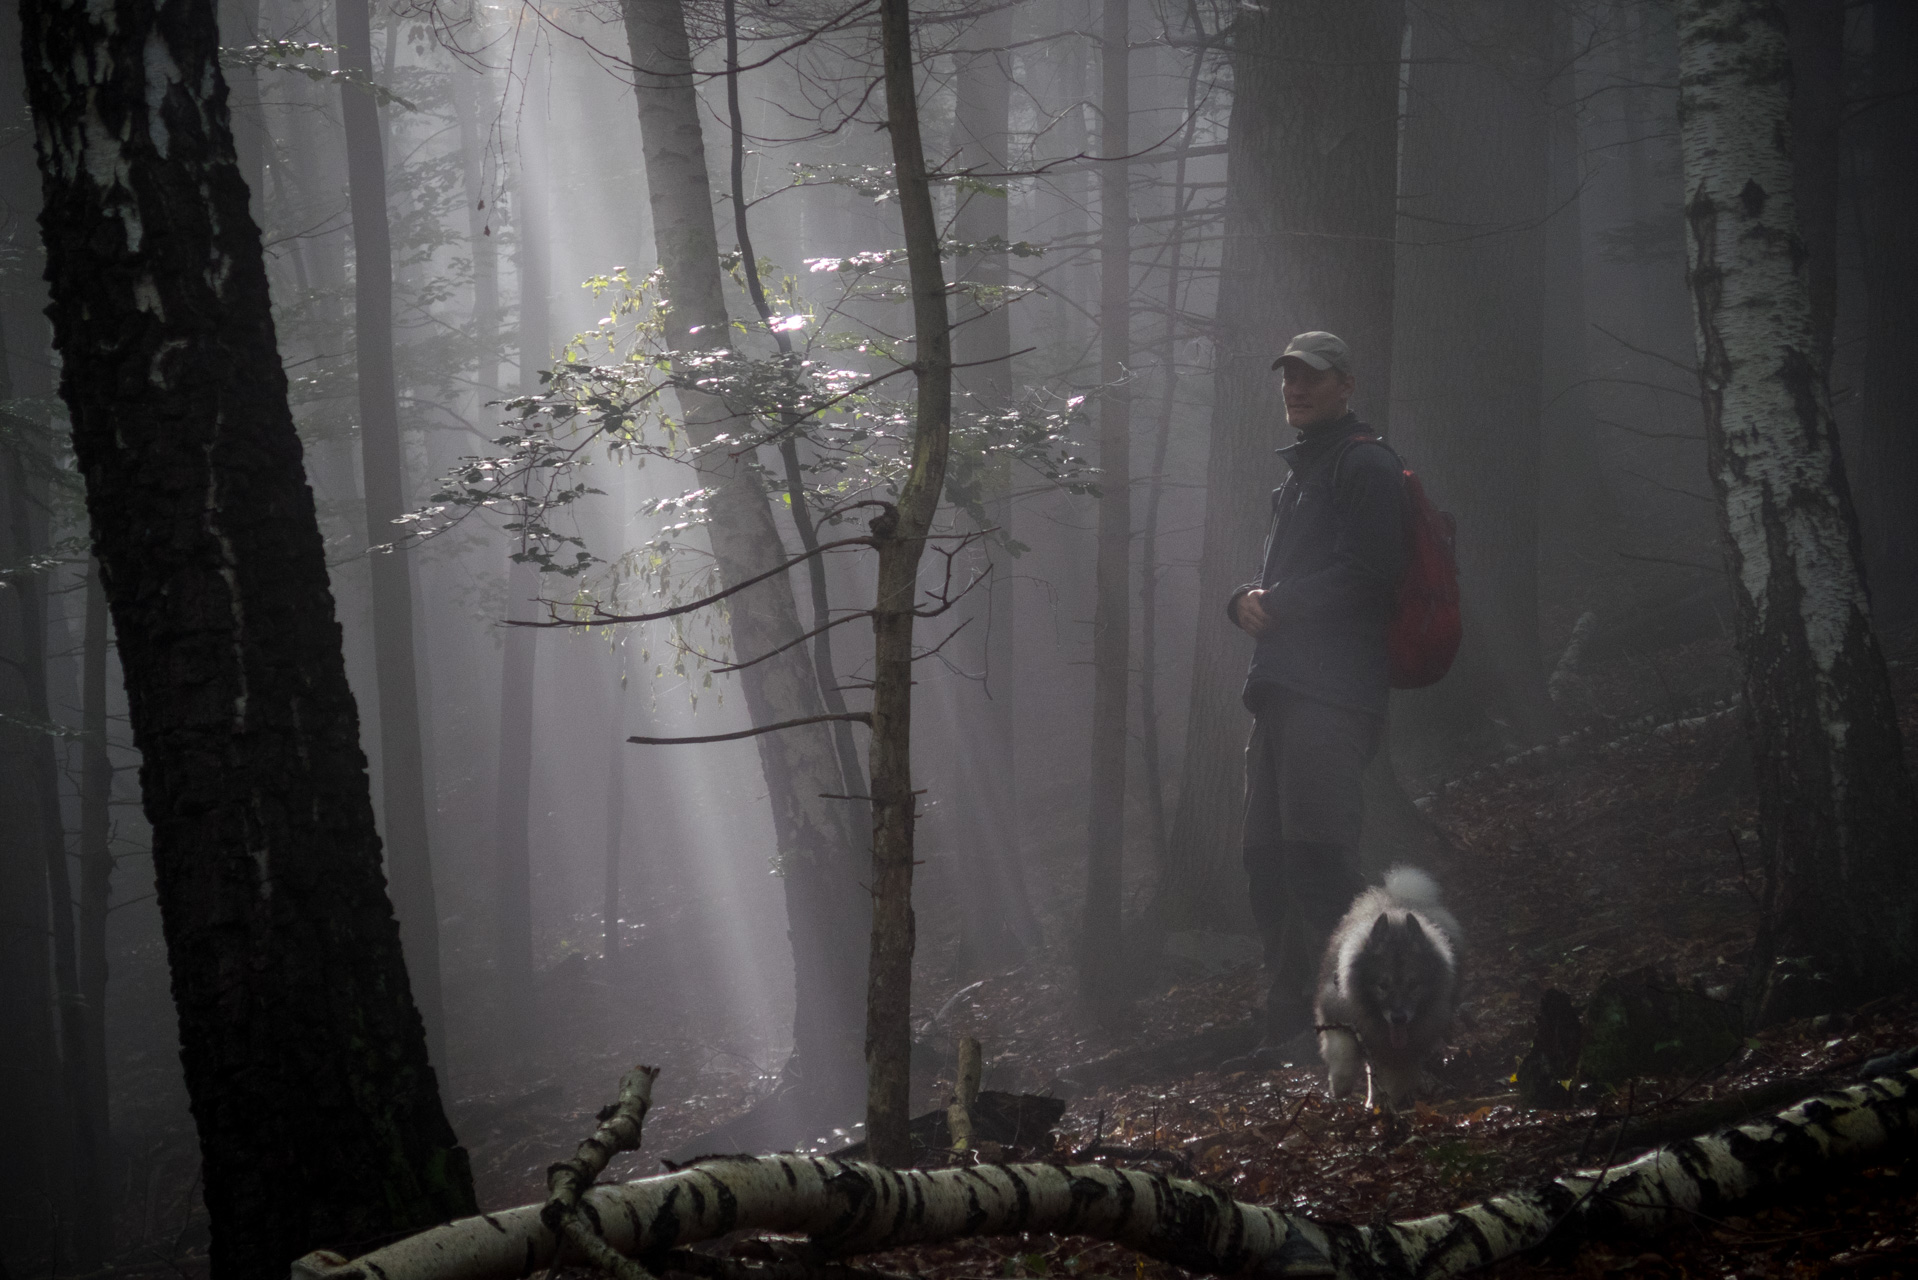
[1383,865,1444,911]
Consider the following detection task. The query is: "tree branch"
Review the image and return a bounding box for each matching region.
[293,1062,1918,1280]
[627,713,872,746]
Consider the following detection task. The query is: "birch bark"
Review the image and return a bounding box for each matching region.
[297,1065,1918,1280]
[1676,0,1918,991]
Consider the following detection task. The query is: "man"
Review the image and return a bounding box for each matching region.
[1226,331,1406,1055]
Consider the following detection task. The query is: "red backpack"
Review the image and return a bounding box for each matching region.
[1335,433,1461,689]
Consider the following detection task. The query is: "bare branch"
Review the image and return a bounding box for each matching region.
[627,713,872,746]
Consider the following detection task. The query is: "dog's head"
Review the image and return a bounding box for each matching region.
[1352,912,1447,1049]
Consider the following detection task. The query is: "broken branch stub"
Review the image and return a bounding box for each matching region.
[542,1064,660,1280]
[293,1065,1918,1280]
[947,1037,982,1151]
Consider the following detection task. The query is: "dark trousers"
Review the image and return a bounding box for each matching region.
[1241,685,1381,1023]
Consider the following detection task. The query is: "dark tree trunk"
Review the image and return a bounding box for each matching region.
[1785,0,1842,366]
[17,0,477,1273]
[1851,0,1918,621]
[336,0,447,1069]
[1391,0,1557,764]
[619,0,869,1132]
[1080,0,1131,1010]
[216,0,263,227]
[1161,0,1403,927]
[1675,0,1918,995]
[0,416,63,1274]
[864,0,954,1166]
[78,561,114,1202]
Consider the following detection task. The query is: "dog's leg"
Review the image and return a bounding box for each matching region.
[1319,1028,1364,1098]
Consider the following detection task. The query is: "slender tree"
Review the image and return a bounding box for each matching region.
[16,0,476,1271]
[863,0,955,1165]
[336,0,448,1066]
[493,35,550,1034]
[619,0,870,1135]
[1080,0,1131,1007]
[948,0,1038,965]
[77,560,114,1202]
[1675,0,1918,994]
[0,414,63,1274]
[1161,0,1403,926]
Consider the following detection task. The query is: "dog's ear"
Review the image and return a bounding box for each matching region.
[1403,914,1427,944]
[1369,912,1392,942]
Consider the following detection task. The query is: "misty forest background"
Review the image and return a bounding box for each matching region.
[1,0,1915,1273]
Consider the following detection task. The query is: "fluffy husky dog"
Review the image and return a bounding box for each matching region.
[1315,867,1460,1110]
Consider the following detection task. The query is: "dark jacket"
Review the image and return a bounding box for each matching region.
[1228,413,1406,717]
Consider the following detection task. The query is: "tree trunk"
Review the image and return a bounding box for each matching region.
[216,0,263,227]
[949,0,1037,964]
[336,0,447,1069]
[0,417,63,1273]
[1675,0,1918,993]
[1160,0,1403,929]
[619,0,869,1130]
[1080,0,1131,1009]
[718,0,867,806]
[452,19,502,401]
[1390,0,1556,764]
[1,412,101,1267]
[1138,39,1205,883]
[493,52,549,1031]
[17,0,477,1270]
[1851,0,1918,621]
[603,667,627,965]
[78,560,113,1205]
[863,0,955,1168]
[299,1063,1918,1280]
[1784,0,1842,366]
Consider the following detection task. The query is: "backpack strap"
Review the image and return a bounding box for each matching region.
[1326,430,1398,495]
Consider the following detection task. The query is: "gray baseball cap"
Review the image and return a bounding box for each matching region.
[1271,331,1352,374]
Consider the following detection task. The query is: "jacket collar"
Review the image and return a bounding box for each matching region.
[1276,411,1368,470]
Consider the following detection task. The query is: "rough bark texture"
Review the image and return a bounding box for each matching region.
[296,1066,1918,1280]
[864,0,954,1165]
[1162,0,1403,928]
[1081,0,1131,1008]
[336,0,447,1067]
[1390,0,1557,762]
[620,0,869,1125]
[1676,0,1918,991]
[17,0,476,1271]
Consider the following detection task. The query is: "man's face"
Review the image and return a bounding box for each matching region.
[1280,361,1355,429]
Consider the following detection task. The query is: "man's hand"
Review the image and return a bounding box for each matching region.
[1234,588,1276,638]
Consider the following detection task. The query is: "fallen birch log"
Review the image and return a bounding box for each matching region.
[294,1064,1917,1280]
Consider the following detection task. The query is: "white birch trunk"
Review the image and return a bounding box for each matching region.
[1676,0,1918,989]
[294,1066,1918,1280]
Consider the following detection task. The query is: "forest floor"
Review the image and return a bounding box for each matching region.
[99,620,1918,1279]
